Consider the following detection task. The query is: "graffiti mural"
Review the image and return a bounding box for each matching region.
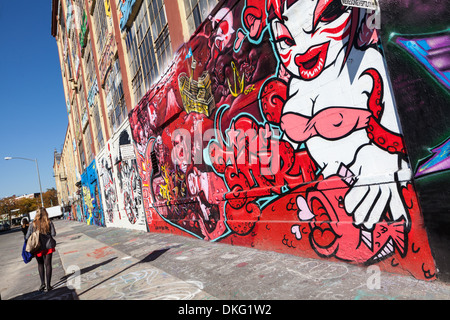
[75,203,84,223]
[388,30,450,179]
[97,147,118,225]
[81,159,105,227]
[127,0,437,280]
[224,0,416,261]
[380,0,450,281]
[394,31,450,91]
[97,120,147,231]
[415,137,450,179]
[129,60,230,241]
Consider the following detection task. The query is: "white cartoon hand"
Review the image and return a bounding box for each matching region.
[344,144,410,230]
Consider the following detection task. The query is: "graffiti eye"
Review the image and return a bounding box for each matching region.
[279,36,296,49]
[318,2,347,24]
[274,21,296,49]
[218,20,229,35]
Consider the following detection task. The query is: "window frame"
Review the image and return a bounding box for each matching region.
[125,0,173,104]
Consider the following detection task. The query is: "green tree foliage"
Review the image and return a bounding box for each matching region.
[15,198,39,215]
[0,196,15,217]
[0,189,60,220]
[43,188,58,208]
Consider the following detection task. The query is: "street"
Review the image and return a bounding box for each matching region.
[1,219,450,301]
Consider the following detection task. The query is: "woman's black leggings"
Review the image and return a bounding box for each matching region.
[36,253,52,287]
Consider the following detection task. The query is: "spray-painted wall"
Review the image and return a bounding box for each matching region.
[80,159,105,227]
[97,119,148,231]
[379,0,450,281]
[124,0,439,280]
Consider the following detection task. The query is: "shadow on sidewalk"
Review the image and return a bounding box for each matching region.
[79,257,118,275]
[76,246,176,298]
[9,257,119,300]
[10,286,78,300]
[11,244,179,299]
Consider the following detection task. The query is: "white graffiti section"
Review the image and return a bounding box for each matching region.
[96,119,147,231]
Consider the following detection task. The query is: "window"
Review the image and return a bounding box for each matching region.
[92,0,109,54]
[84,125,95,164]
[79,141,86,170]
[84,42,96,90]
[71,0,88,53]
[183,0,218,35]
[125,0,172,103]
[79,82,86,113]
[105,59,127,132]
[67,52,73,80]
[78,82,90,137]
[72,99,85,168]
[92,102,105,151]
[148,0,172,72]
[73,0,84,19]
[59,2,66,41]
[155,25,171,73]
[73,99,81,137]
[70,27,80,80]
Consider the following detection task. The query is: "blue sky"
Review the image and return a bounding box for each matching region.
[0,2,68,199]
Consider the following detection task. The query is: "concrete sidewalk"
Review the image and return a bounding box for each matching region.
[2,219,450,300]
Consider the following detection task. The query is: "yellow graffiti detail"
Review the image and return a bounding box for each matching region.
[158,164,186,205]
[104,0,111,17]
[244,84,256,95]
[227,61,245,97]
[178,59,215,116]
[82,185,94,225]
[159,164,171,203]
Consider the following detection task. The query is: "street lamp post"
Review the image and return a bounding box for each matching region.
[4,156,45,208]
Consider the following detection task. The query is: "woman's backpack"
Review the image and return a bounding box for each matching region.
[26,229,41,254]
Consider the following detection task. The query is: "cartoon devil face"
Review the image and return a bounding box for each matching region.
[212,8,235,52]
[270,0,351,80]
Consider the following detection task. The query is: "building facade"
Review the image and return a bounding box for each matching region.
[52,0,450,282]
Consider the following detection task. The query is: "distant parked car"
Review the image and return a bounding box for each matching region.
[0,222,11,231]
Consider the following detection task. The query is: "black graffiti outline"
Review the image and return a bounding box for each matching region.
[422,263,435,279]
[282,234,296,248]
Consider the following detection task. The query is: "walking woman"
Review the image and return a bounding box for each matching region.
[25,207,57,292]
[21,217,29,239]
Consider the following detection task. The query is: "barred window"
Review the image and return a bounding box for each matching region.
[84,41,96,90]
[183,0,218,35]
[70,27,79,79]
[59,0,65,31]
[78,82,83,99]
[78,82,89,134]
[155,26,170,72]
[92,0,109,54]
[67,52,73,80]
[125,0,172,104]
[148,0,171,72]
[59,2,66,42]
[73,0,84,18]
[84,124,95,164]
[105,59,127,132]
[73,0,85,38]
[73,99,81,137]
[72,99,85,168]
[92,102,105,151]
[70,27,76,49]
[79,140,86,170]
